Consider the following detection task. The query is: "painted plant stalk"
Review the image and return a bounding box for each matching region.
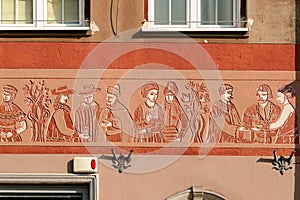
[23,80,51,142]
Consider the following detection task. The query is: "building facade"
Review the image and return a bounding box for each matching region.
[0,0,298,199]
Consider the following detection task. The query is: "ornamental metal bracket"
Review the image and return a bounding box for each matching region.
[111,148,133,173]
[272,150,295,175]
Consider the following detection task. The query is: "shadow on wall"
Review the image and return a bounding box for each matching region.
[295,1,300,199]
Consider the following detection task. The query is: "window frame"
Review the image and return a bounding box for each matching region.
[0,0,90,31]
[166,186,227,200]
[143,0,248,32]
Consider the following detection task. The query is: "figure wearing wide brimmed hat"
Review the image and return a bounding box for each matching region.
[0,84,27,142]
[133,82,164,143]
[46,85,76,142]
[75,84,101,142]
[99,84,134,142]
[77,84,101,96]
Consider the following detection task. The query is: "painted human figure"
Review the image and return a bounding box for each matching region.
[242,84,281,131]
[47,85,76,142]
[162,81,188,142]
[0,85,27,142]
[269,85,298,144]
[207,84,246,143]
[133,82,164,143]
[99,84,134,142]
[242,84,281,143]
[75,84,101,142]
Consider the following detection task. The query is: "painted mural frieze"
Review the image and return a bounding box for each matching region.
[0,79,297,147]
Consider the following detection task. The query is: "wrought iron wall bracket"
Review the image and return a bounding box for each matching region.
[111,148,133,173]
[272,150,295,175]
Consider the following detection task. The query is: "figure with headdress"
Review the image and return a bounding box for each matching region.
[269,85,298,144]
[46,85,76,142]
[99,84,134,142]
[0,85,27,142]
[133,81,164,143]
[162,81,188,142]
[74,84,101,142]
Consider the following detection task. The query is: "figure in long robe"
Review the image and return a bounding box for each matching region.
[0,85,27,142]
[75,84,101,142]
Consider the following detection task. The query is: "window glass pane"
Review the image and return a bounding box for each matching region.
[0,193,83,199]
[48,0,62,24]
[218,0,233,25]
[84,0,90,21]
[65,0,79,24]
[0,184,89,200]
[1,0,15,24]
[171,0,186,25]
[18,0,33,24]
[154,0,169,25]
[201,0,216,25]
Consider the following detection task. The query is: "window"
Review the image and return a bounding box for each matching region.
[144,0,248,32]
[0,174,97,200]
[0,0,90,30]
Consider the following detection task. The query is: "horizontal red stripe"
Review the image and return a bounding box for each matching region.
[0,145,296,156]
[203,44,296,71]
[0,43,296,70]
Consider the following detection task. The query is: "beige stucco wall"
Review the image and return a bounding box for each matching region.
[0,154,296,200]
[248,0,296,44]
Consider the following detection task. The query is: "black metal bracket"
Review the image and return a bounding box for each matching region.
[111,148,133,173]
[272,150,295,175]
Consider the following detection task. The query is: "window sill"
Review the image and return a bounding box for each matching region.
[139,27,249,38]
[0,27,92,37]
[141,27,249,32]
[0,26,90,31]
